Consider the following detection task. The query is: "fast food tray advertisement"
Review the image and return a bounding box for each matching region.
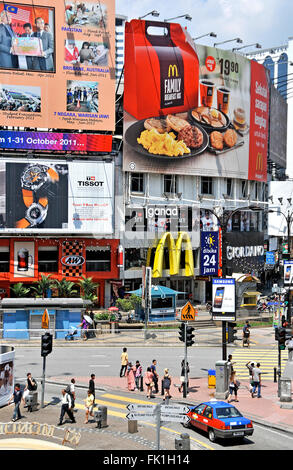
[0,0,115,131]
[123,20,269,181]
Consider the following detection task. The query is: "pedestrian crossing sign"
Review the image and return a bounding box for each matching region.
[42,308,49,329]
[181,301,197,321]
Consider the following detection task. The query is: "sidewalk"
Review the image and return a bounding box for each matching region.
[50,374,293,435]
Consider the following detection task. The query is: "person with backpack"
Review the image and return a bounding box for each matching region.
[162,369,172,401]
[23,372,37,405]
[66,378,76,410]
[242,320,251,347]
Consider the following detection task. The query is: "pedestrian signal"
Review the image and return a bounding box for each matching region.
[178,322,186,343]
[41,332,53,357]
[186,326,195,347]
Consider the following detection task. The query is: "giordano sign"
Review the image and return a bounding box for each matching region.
[0,422,81,448]
[147,232,194,278]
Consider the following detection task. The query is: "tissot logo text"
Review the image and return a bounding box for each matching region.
[61,256,85,266]
[77,177,104,187]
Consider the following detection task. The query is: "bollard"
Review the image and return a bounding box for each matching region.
[140,376,144,392]
[274,367,277,383]
[161,379,164,396]
[97,405,107,428]
[128,420,138,434]
[94,410,103,428]
[175,433,190,450]
[25,391,38,412]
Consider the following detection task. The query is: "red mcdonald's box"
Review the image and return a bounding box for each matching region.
[124,20,199,120]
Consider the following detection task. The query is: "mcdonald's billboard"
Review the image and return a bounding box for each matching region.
[146,232,194,278]
[123,20,269,182]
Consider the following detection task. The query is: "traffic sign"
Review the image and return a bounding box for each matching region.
[41,308,49,329]
[181,301,196,321]
[160,413,190,424]
[126,404,154,412]
[161,404,190,414]
[126,412,156,421]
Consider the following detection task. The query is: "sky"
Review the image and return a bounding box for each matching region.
[116,0,293,51]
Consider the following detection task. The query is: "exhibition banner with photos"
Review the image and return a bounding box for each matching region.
[123,20,269,181]
[212,278,236,320]
[0,0,115,131]
[0,159,114,234]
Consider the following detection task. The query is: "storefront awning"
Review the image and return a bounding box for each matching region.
[243,291,262,297]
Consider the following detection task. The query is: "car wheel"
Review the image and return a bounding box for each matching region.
[208,428,216,442]
[182,421,190,429]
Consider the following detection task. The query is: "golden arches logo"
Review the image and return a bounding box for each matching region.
[146,232,194,278]
[168,64,179,78]
[256,152,263,172]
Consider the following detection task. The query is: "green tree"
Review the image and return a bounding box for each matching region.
[54,278,78,297]
[10,283,30,298]
[31,274,54,298]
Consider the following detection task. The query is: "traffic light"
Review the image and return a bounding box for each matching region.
[227,322,237,343]
[178,322,186,343]
[186,326,195,347]
[278,327,286,350]
[41,332,53,357]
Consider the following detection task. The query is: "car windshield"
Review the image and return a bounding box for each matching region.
[216,407,243,419]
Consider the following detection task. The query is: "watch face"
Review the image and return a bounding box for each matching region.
[26,203,48,226]
[21,165,48,191]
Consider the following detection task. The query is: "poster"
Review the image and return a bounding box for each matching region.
[13,240,35,278]
[0,0,115,131]
[0,159,114,233]
[0,349,14,407]
[284,260,293,285]
[200,231,219,276]
[212,278,236,320]
[123,20,269,181]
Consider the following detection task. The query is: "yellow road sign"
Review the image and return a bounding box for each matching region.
[181,301,197,321]
[42,308,49,329]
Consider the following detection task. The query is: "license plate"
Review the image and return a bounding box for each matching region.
[233,432,244,436]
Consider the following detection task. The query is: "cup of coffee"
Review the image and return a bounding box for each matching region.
[200,79,215,107]
[217,87,230,114]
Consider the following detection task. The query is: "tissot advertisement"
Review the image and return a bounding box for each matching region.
[224,232,264,273]
[0,159,114,234]
[123,20,269,181]
[212,278,236,320]
[0,0,115,131]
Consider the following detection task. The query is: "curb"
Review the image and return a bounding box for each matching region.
[44,379,293,437]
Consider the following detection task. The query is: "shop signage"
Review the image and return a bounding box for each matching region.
[61,256,85,267]
[200,231,219,276]
[265,251,275,265]
[224,232,264,272]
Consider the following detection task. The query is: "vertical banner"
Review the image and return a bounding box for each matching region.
[0,347,15,407]
[248,60,270,181]
[13,240,35,278]
[200,231,219,276]
[284,260,293,285]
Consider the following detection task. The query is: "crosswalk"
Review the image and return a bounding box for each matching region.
[230,348,288,380]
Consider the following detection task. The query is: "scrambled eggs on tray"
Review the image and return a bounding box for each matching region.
[137,129,190,157]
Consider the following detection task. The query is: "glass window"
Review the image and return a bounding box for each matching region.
[151,297,173,309]
[241,180,247,198]
[86,247,111,272]
[216,407,243,419]
[193,404,206,415]
[0,250,9,272]
[203,406,213,419]
[131,173,144,193]
[226,178,233,196]
[164,175,177,193]
[38,248,58,273]
[201,177,213,195]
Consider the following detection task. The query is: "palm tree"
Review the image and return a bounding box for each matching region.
[31,274,54,298]
[54,278,78,297]
[78,276,99,302]
[10,283,30,298]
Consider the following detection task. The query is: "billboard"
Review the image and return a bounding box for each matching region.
[284,260,293,285]
[0,159,114,233]
[225,232,264,273]
[200,231,219,276]
[123,20,269,181]
[0,348,14,407]
[0,0,115,131]
[212,278,236,320]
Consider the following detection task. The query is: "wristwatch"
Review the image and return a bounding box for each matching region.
[16,164,59,228]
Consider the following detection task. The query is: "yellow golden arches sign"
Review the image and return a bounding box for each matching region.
[147,232,194,278]
[168,64,179,77]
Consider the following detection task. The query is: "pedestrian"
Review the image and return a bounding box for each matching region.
[227,355,236,373]
[120,347,128,377]
[8,383,24,422]
[150,359,159,394]
[134,360,142,391]
[58,389,76,425]
[84,389,95,424]
[126,362,136,391]
[179,360,190,393]
[23,372,37,403]
[245,361,255,392]
[78,316,89,341]
[251,362,262,398]
[89,374,96,406]
[144,366,154,399]
[66,378,76,410]
[242,320,251,347]
[227,371,239,403]
[163,369,172,401]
